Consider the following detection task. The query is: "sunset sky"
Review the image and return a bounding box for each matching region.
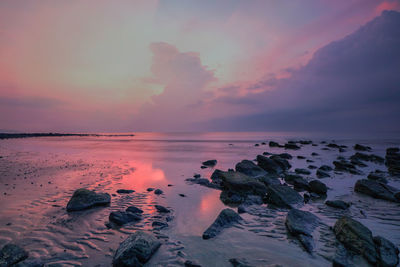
[1,0,399,132]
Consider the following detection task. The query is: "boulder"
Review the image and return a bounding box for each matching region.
[265,185,303,209]
[333,216,377,264]
[374,236,399,267]
[308,180,327,195]
[154,205,170,213]
[333,160,362,175]
[354,144,371,151]
[368,171,388,183]
[284,143,300,150]
[256,155,289,175]
[112,231,161,267]
[154,189,163,195]
[210,169,225,187]
[235,160,268,179]
[354,179,399,202]
[293,177,310,192]
[325,200,350,210]
[386,147,400,176]
[109,211,142,226]
[285,209,320,253]
[66,188,111,212]
[269,141,281,147]
[351,152,384,164]
[116,189,135,194]
[316,169,330,178]
[319,165,333,172]
[202,209,242,239]
[284,173,303,184]
[202,159,217,167]
[0,244,29,267]
[219,171,268,196]
[277,153,292,159]
[295,168,311,175]
[126,206,143,214]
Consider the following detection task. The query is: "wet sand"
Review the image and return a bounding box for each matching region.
[0,133,399,266]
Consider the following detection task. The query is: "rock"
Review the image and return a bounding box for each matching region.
[308,180,327,195]
[0,244,29,267]
[325,200,350,210]
[327,143,340,149]
[284,143,300,150]
[152,221,168,229]
[351,152,384,164]
[333,216,377,264]
[297,156,306,159]
[269,155,292,170]
[386,147,400,176]
[351,157,368,167]
[374,236,399,267]
[66,188,111,212]
[308,165,317,169]
[109,211,142,226]
[147,188,155,192]
[14,258,44,267]
[269,141,281,147]
[256,155,289,175]
[311,152,319,156]
[112,231,161,267]
[202,209,242,239]
[368,171,388,183]
[154,205,170,213]
[126,206,143,214]
[235,160,268,179]
[295,168,311,175]
[319,165,333,172]
[265,185,303,209]
[219,171,268,196]
[210,169,225,187]
[285,209,320,253]
[332,244,351,267]
[229,258,253,267]
[185,177,221,190]
[117,189,135,194]
[254,144,259,147]
[284,173,303,184]
[184,260,202,267]
[278,153,292,159]
[154,189,163,195]
[179,193,186,197]
[316,169,330,178]
[333,160,362,175]
[299,140,312,145]
[354,179,399,202]
[293,177,310,192]
[202,159,217,167]
[220,191,245,205]
[354,144,371,151]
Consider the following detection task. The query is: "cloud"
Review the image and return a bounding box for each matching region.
[204,10,400,133]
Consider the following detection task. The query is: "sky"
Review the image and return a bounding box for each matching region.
[0,0,399,133]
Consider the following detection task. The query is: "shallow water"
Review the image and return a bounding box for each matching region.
[0,132,399,266]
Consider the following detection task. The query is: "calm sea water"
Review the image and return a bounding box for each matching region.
[0,132,399,266]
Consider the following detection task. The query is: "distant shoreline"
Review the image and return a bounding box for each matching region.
[0,133,135,140]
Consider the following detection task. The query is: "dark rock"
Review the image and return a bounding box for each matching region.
[184,260,202,267]
[269,141,281,147]
[154,189,163,195]
[117,189,135,194]
[219,171,268,196]
[319,165,333,172]
[0,244,29,267]
[297,155,306,159]
[316,169,330,178]
[284,143,300,150]
[311,152,319,156]
[202,209,242,239]
[220,191,245,205]
[374,236,399,267]
[193,174,201,178]
[269,155,292,170]
[306,159,314,163]
[278,153,292,159]
[152,221,168,229]
[179,193,186,197]
[327,143,340,149]
[285,209,320,253]
[210,169,225,187]
[254,144,259,147]
[126,206,143,214]
[299,140,312,145]
[185,177,221,190]
[308,180,327,195]
[334,216,377,264]
[354,144,371,151]
[325,200,350,210]
[283,173,303,184]
[109,211,142,226]
[265,185,303,209]
[154,205,170,213]
[386,147,400,176]
[202,159,217,167]
[354,179,399,202]
[368,171,388,183]
[66,188,111,212]
[295,168,311,175]
[235,160,268,179]
[256,155,288,175]
[351,152,384,164]
[308,165,317,169]
[112,231,161,267]
[229,258,253,267]
[332,244,351,267]
[146,188,155,192]
[333,160,362,175]
[293,178,310,192]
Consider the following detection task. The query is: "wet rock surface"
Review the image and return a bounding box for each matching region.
[66,188,111,212]
[112,231,161,267]
[386,147,400,176]
[202,209,242,240]
[325,200,350,210]
[354,179,399,202]
[0,244,29,267]
[285,209,320,253]
[109,211,142,226]
[265,185,303,208]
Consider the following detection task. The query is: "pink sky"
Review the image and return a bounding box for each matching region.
[0,0,399,132]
